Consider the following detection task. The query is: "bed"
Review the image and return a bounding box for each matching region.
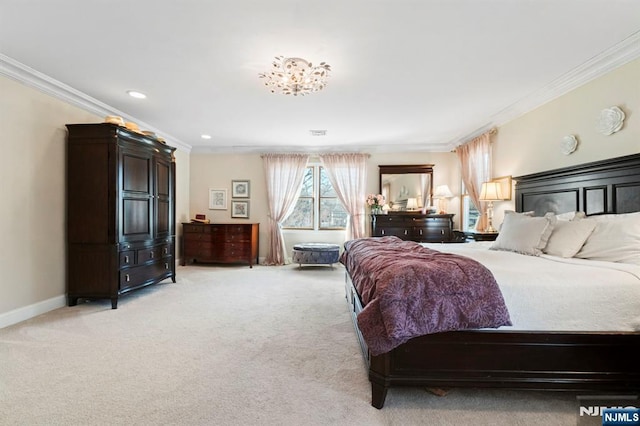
[343,153,640,408]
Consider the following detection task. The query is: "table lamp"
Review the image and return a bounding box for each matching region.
[406,198,418,211]
[478,181,503,232]
[433,185,453,214]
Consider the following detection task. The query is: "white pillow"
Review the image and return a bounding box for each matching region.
[499,210,534,231]
[555,211,586,221]
[575,212,640,265]
[543,218,596,258]
[491,213,556,256]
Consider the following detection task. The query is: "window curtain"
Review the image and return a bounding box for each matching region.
[456,132,492,231]
[261,153,310,265]
[420,173,432,213]
[319,153,369,240]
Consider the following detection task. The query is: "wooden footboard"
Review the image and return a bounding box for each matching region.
[345,273,640,409]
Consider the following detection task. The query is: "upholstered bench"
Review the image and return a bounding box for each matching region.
[292,243,340,268]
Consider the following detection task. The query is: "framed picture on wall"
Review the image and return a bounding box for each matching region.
[231,180,250,198]
[209,189,228,210]
[231,200,249,218]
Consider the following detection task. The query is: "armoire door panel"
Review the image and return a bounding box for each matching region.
[156,160,170,198]
[122,198,152,240]
[122,154,150,194]
[156,198,170,237]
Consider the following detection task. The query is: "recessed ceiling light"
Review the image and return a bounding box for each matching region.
[201,134,212,140]
[127,90,147,99]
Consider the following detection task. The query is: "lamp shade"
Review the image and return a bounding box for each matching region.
[406,198,418,210]
[479,181,503,201]
[433,185,453,199]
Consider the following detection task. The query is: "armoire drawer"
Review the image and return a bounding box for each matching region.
[120,259,173,290]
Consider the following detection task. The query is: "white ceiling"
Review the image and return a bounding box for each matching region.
[1,0,639,153]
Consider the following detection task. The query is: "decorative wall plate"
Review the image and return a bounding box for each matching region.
[560,134,578,155]
[596,106,625,135]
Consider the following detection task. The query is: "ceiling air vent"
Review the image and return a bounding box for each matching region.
[309,130,327,136]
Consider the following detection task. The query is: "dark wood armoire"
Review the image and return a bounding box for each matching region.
[66,123,176,308]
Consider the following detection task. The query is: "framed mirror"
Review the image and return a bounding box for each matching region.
[379,164,434,212]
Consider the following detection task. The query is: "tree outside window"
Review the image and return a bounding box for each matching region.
[282,166,347,230]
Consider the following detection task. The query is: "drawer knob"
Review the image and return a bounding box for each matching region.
[381,230,385,235]
[165,263,169,270]
[124,255,129,263]
[150,252,154,258]
[125,274,130,282]
[404,230,408,235]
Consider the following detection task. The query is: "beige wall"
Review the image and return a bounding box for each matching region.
[491,57,640,224]
[188,151,460,259]
[0,75,191,327]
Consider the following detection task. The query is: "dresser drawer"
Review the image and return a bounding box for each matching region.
[419,227,452,242]
[221,242,250,256]
[205,225,225,235]
[184,232,207,242]
[184,247,215,258]
[373,215,405,225]
[183,224,204,233]
[225,232,250,242]
[375,227,412,238]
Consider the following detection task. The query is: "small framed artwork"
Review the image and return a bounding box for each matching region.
[231,200,250,218]
[208,189,228,210]
[231,180,250,198]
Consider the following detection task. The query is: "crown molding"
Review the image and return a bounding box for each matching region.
[0,53,192,153]
[3,28,638,155]
[449,30,640,149]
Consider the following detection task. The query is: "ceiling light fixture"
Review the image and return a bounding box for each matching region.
[201,134,212,140]
[127,90,147,99]
[309,130,327,136]
[259,56,331,96]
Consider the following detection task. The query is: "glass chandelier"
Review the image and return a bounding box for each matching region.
[259,56,331,96]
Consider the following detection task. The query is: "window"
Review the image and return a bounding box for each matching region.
[282,166,348,230]
[461,182,480,231]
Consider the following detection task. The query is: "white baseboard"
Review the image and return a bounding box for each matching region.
[0,295,67,329]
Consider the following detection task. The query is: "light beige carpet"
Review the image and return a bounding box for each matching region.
[0,264,577,425]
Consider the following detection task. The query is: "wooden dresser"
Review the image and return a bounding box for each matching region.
[371,213,455,243]
[182,223,259,267]
[66,123,176,309]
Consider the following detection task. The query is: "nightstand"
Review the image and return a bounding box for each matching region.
[464,231,499,242]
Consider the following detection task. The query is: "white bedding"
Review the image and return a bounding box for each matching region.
[422,242,640,332]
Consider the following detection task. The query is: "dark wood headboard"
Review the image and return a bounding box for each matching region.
[514,153,640,216]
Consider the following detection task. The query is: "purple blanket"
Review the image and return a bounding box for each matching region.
[340,236,511,355]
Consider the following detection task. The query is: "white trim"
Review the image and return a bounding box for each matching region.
[2,28,639,154]
[0,53,192,153]
[446,30,640,150]
[0,295,67,329]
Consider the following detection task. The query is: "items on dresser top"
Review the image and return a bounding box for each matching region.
[371,212,455,243]
[182,223,259,268]
[66,123,176,309]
